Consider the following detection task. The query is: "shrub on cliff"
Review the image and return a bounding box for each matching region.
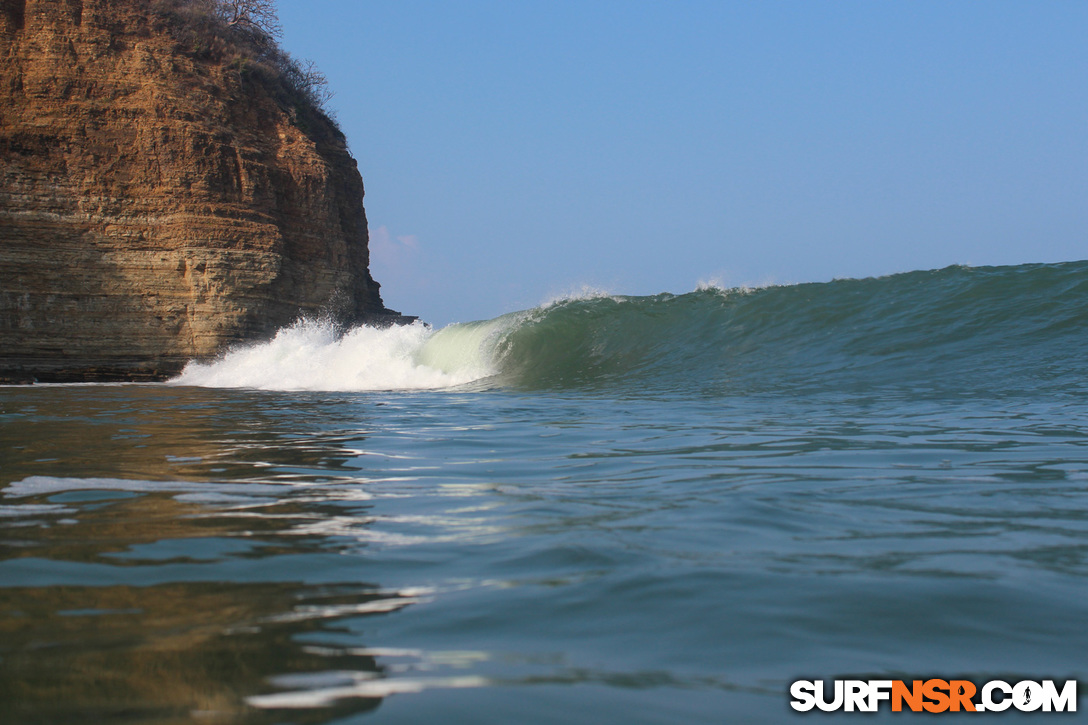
[216,0,282,38]
[150,0,336,130]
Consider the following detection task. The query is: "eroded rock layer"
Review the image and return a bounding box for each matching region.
[1,0,401,381]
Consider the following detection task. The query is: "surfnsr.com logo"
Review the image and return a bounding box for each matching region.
[790,679,1078,713]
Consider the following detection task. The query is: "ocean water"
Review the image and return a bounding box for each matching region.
[2,260,1087,723]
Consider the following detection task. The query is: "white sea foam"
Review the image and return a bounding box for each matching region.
[695,277,782,295]
[540,284,621,308]
[170,318,511,392]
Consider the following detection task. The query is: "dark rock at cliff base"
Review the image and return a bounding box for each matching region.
[0,0,410,383]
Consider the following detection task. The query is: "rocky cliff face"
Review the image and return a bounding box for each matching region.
[0,0,403,382]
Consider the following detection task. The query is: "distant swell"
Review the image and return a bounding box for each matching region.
[172,261,1088,396]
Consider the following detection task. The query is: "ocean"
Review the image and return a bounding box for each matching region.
[2,260,1087,723]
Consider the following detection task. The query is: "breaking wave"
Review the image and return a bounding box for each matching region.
[172,260,1088,396]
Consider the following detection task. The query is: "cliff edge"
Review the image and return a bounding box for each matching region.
[0,0,405,382]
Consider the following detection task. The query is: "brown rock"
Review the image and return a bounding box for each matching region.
[0,0,408,383]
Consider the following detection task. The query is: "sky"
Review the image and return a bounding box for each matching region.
[277,0,1088,327]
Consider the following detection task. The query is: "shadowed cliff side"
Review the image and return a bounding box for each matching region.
[0,0,408,382]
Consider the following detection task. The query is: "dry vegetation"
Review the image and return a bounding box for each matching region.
[150,0,336,123]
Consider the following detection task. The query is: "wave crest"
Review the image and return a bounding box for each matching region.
[173,261,1088,395]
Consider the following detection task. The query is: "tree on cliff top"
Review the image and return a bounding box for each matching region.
[216,0,281,40]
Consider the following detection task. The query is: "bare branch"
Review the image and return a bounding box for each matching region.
[216,0,281,39]
[281,54,335,111]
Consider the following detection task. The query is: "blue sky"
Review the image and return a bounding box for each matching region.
[278,1,1088,326]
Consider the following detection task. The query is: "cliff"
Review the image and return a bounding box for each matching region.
[0,0,405,382]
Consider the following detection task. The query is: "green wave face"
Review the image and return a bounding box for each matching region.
[440,261,1088,396]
